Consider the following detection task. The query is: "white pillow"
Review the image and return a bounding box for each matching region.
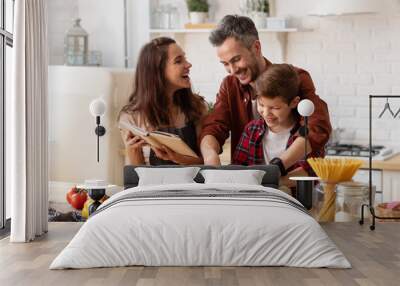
[200,169,266,185]
[135,167,201,186]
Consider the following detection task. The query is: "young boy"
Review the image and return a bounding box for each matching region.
[233,64,323,186]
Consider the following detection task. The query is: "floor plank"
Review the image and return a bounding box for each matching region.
[0,222,399,286]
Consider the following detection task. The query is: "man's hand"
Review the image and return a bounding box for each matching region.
[203,150,221,166]
[200,135,222,166]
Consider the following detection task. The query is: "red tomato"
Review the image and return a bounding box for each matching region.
[66,187,78,205]
[70,190,88,210]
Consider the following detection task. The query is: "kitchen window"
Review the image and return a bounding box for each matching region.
[0,0,14,235]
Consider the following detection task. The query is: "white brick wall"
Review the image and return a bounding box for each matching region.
[48,0,400,147]
[286,12,400,147]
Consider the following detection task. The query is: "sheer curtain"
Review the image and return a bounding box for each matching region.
[9,0,48,242]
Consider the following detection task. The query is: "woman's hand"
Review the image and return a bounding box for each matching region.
[121,130,147,165]
[151,145,179,163]
[151,145,204,165]
[123,131,146,151]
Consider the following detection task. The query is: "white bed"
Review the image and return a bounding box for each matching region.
[50,183,351,269]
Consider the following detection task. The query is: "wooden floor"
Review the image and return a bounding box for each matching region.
[0,222,399,286]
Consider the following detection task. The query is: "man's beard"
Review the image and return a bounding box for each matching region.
[248,55,261,82]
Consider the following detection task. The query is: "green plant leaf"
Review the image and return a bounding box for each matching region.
[186,0,209,12]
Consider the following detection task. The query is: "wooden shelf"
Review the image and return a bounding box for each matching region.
[149,27,310,62]
[149,28,300,34]
[150,29,211,33]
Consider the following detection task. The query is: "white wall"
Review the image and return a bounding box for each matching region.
[127,0,150,67]
[47,0,78,65]
[175,0,400,147]
[48,0,400,148]
[47,0,149,68]
[280,0,400,147]
[48,66,134,186]
[78,0,126,67]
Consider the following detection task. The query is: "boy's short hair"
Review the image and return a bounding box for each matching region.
[255,64,300,104]
[209,15,259,49]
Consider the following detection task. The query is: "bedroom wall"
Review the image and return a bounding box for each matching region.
[48,0,400,149]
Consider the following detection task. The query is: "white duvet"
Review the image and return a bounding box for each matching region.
[50,183,351,269]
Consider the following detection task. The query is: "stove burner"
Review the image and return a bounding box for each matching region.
[326,144,383,157]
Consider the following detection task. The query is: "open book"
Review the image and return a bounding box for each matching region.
[118,120,199,158]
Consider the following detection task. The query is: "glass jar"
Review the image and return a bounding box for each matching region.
[159,4,171,29]
[151,7,162,29]
[312,182,325,216]
[168,6,180,29]
[335,181,374,222]
[313,182,337,222]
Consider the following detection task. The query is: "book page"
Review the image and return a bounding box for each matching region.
[118,121,162,148]
[119,120,198,158]
[150,133,198,158]
[151,130,180,138]
[118,120,149,137]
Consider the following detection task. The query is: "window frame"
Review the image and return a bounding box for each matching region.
[0,0,13,234]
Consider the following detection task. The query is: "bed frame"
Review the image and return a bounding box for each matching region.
[124,165,280,189]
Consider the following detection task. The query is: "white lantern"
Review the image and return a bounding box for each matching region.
[64,18,88,66]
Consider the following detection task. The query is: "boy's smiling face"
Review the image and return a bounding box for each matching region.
[257,95,300,130]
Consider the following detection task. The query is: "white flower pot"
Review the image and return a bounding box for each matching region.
[252,12,268,29]
[189,12,207,24]
[266,17,287,30]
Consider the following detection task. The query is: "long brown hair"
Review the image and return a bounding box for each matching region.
[119,37,205,129]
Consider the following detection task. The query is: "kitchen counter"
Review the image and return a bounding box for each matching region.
[122,142,400,171]
[361,154,400,171]
[220,141,400,171]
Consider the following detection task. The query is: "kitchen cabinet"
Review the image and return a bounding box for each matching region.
[382,171,400,202]
[352,169,382,205]
[354,168,400,204]
[365,154,400,202]
[353,154,400,203]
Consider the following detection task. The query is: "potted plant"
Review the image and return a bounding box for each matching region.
[186,0,209,24]
[250,0,269,29]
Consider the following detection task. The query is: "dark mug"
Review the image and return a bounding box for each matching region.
[88,188,106,201]
[296,180,313,210]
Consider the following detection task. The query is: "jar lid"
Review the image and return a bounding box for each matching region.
[338,181,368,188]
